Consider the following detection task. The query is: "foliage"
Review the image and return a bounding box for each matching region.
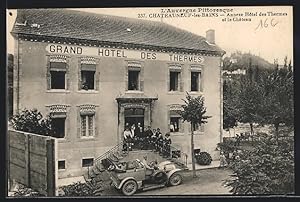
[195,152,212,165]
[178,92,211,128]
[223,80,239,131]
[225,135,294,194]
[9,183,45,197]
[10,108,53,136]
[259,66,294,135]
[59,182,95,196]
[217,138,237,159]
[178,92,211,177]
[223,56,293,136]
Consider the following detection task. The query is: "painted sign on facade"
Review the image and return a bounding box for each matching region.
[46,44,205,64]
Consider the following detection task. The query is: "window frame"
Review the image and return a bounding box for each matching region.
[189,65,203,93]
[50,70,66,90]
[191,71,201,92]
[80,114,95,138]
[169,71,180,92]
[168,64,183,93]
[125,61,144,92]
[168,105,184,135]
[47,55,69,91]
[193,123,205,135]
[82,158,94,167]
[58,160,66,170]
[81,70,96,90]
[127,69,140,91]
[51,117,66,138]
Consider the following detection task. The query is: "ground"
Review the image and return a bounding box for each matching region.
[102,168,232,196]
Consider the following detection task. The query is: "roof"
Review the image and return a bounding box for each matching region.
[12,9,225,55]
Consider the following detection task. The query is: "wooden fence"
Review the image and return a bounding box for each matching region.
[8,130,57,196]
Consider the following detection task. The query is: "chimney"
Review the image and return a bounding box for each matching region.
[206,29,215,44]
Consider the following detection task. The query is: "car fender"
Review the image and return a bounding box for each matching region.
[166,168,182,179]
[117,177,142,190]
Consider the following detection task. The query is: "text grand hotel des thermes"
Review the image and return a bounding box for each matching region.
[47,44,205,64]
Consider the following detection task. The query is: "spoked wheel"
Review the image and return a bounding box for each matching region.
[121,179,138,196]
[169,173,182,186]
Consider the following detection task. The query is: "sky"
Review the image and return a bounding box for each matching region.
[6,6,293,65]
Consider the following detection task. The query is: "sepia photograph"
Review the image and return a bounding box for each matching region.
[6,6,294,197]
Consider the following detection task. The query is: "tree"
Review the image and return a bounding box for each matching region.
[223,79,239,134]
[10,108,53,136]
[225,135,294,194]
[259,66,294,140]
[237,71,264,135]
[178,93,211,177]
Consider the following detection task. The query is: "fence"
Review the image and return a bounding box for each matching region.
[8,130,58,196]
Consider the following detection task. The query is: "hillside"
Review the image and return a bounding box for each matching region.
[223,51,275,71]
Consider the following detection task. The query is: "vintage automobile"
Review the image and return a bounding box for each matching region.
[106,159,183,195]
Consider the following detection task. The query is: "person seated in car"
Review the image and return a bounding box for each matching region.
[142,156,154,175]
[149,160,159,170]
[115,162,126,172]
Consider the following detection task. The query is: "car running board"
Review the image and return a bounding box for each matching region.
[142,183,166,192]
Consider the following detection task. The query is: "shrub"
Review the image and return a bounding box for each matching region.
[10,108,53,136]
[195,152,212,165]
[218,138,237,159]
[9,183,45,197]
[59,182,94,196]
[225,135,294,194]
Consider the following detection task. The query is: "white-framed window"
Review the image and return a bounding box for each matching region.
[82,158,94,167]
[191,71,201,92]
[52,117,66,138]
[128,69,140,90]
[48,55,68,90]
[80,63,96,90]
[58,160,66,170]
[191,123,205,135]
[126,61,144,92]
[78,104,97,138]
[168,64,183,92]
[81,114,94,137]
[170,71,180,91]
[169,106,184,133]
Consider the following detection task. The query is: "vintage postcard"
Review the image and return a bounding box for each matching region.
[6,6,294,197]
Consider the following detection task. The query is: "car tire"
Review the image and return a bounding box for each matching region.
[169,173,182,186]
[121,179,138,196]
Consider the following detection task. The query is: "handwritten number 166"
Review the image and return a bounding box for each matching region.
[255,18,279,30]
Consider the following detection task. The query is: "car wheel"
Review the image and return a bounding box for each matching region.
[169,173,182,186]
[121,179,138,196]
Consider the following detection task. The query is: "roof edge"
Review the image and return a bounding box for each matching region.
[15,33,226,56]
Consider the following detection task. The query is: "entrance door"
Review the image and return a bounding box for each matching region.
[124,108,144,129]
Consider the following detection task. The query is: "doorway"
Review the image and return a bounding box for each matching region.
[124,108,144,129]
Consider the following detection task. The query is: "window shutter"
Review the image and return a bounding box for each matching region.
[50,112,67,118]
[94,113,98,137]
[78,60,82,90]
[180,72,184,92]
[81,64,96,71]
[46,71,51,90]
[50,62,67,71]
[200,72,203,92]
[128,66,141,71]
[140,80,144,91]
[179,119,184,133]
[77,110,81,138]
[66,63,70,90]
[96,72,100,91]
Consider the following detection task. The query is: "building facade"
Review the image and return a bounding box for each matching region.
[12,9,225,178]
